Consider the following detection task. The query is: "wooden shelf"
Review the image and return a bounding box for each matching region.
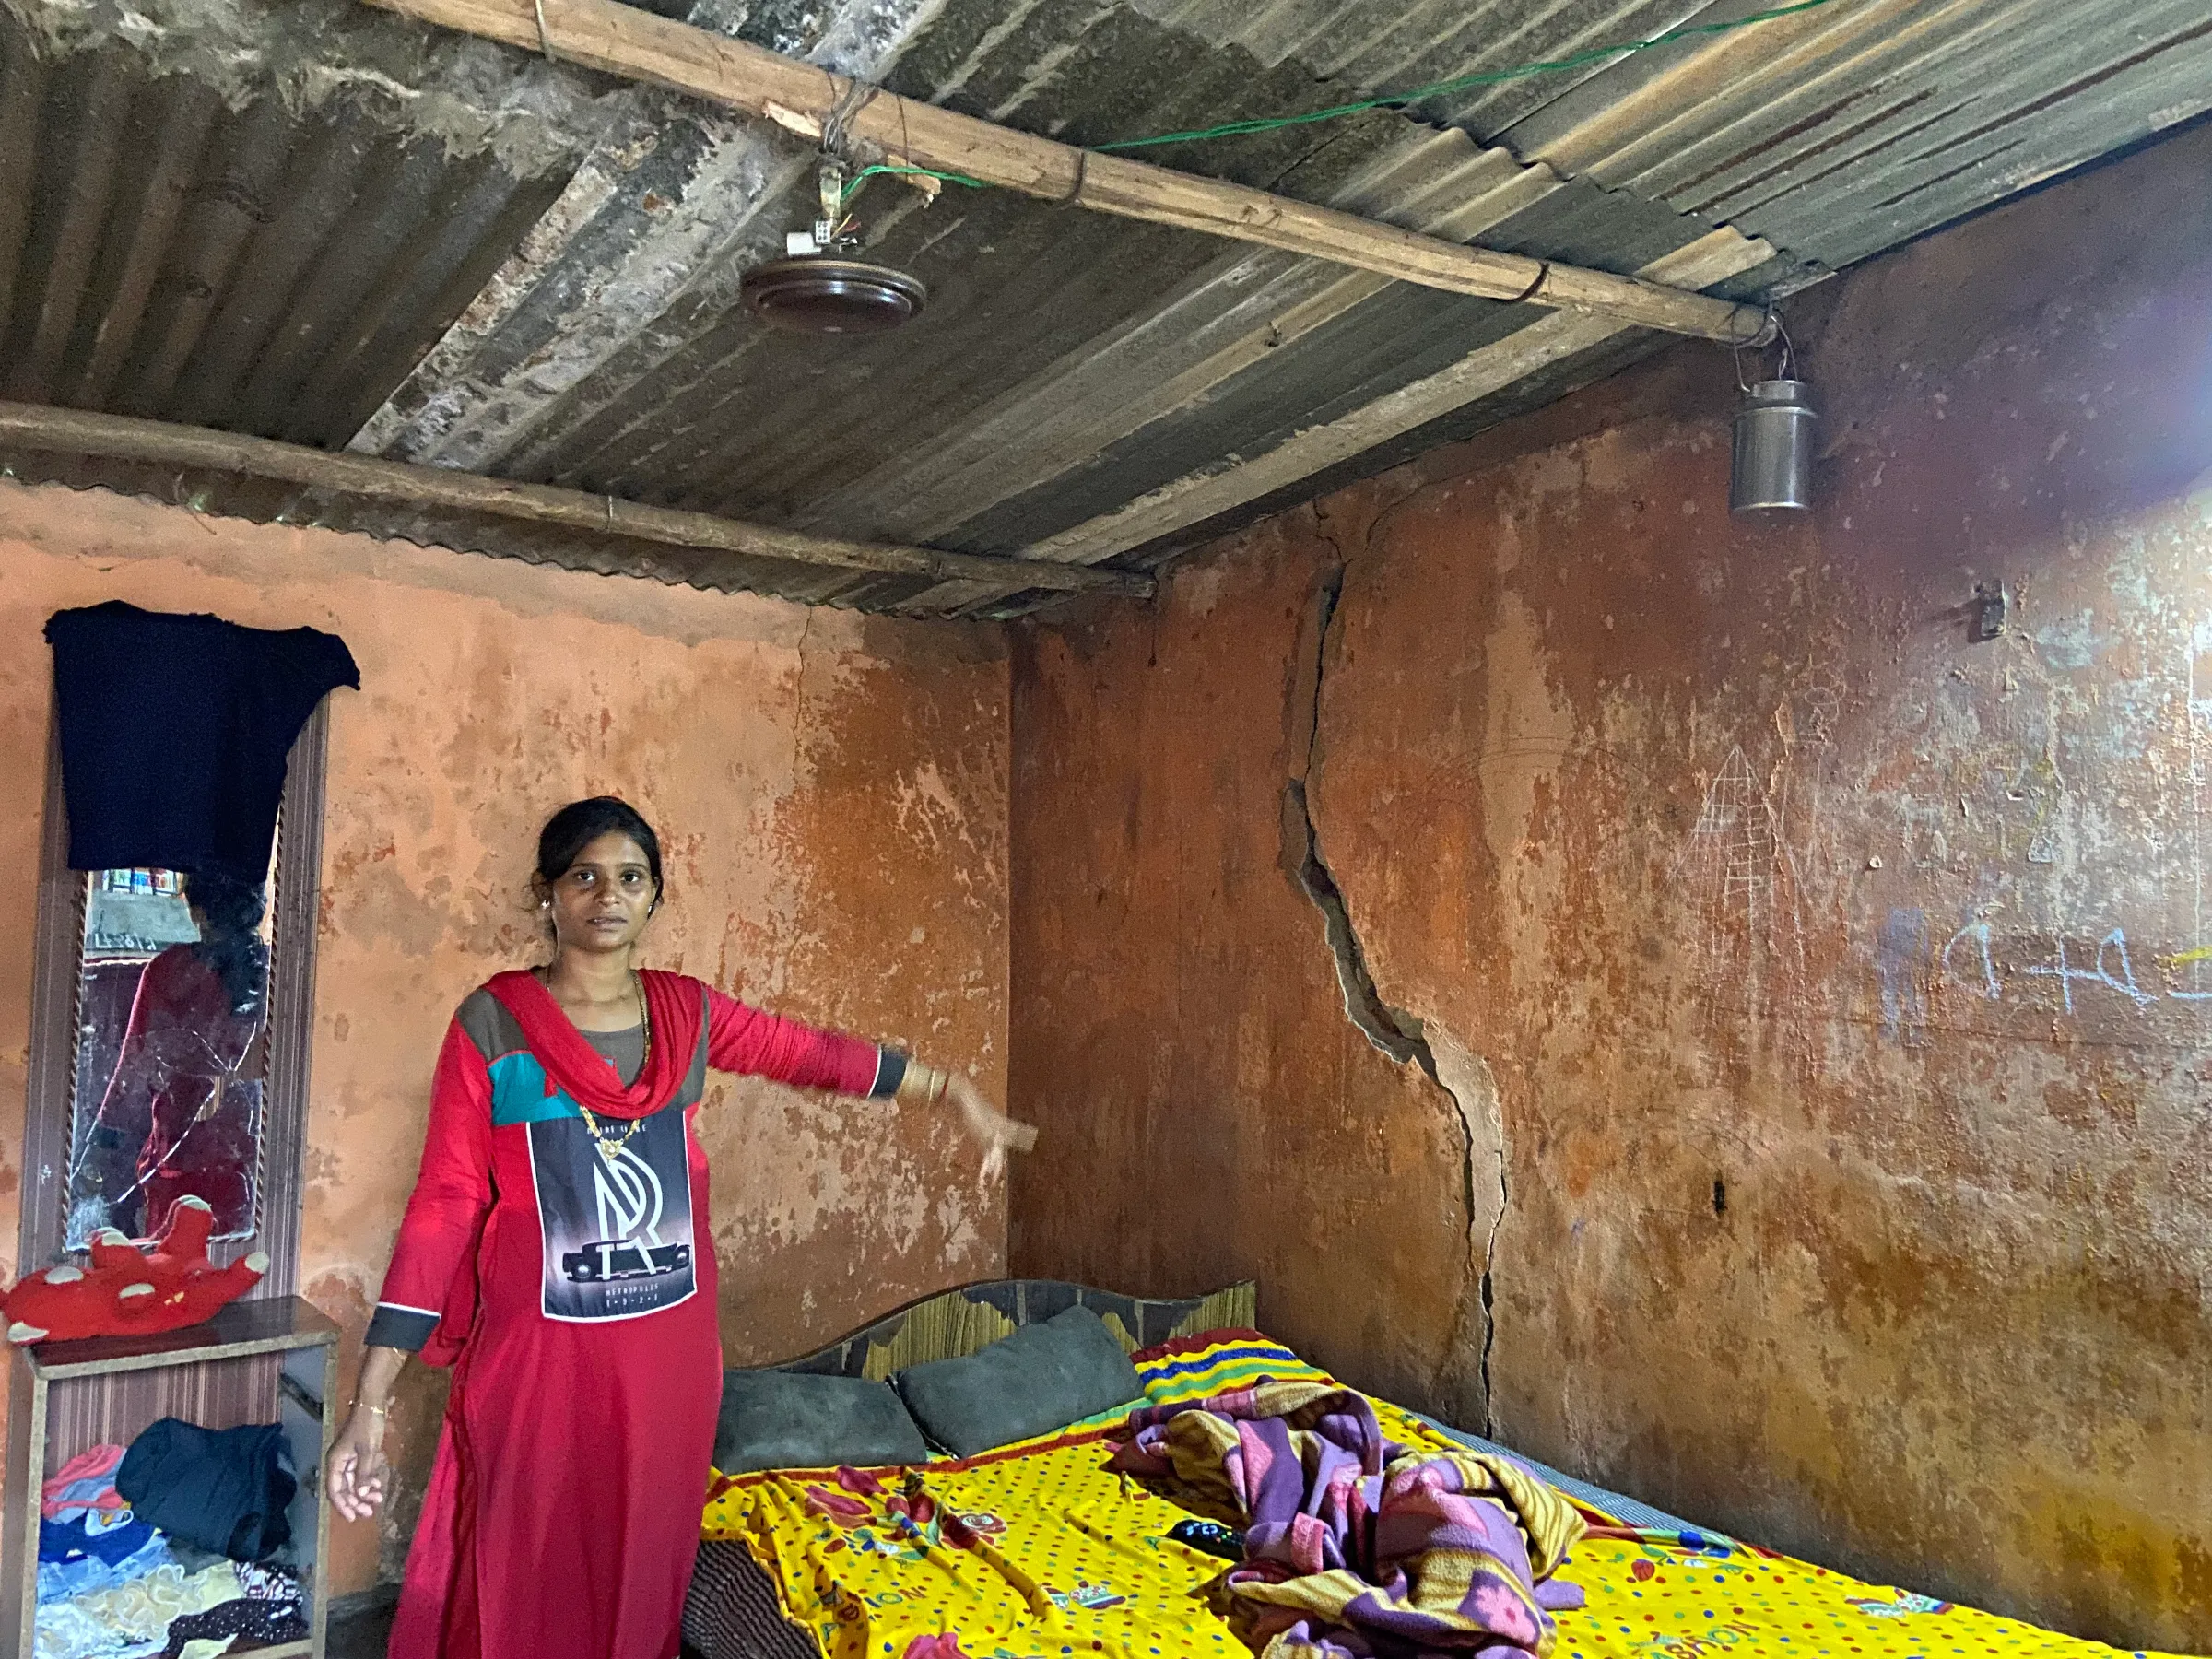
[19,1295,341,1380]
[4,1293,340,1658]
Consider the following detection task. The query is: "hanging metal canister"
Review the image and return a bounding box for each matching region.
[1730,376,1818,513]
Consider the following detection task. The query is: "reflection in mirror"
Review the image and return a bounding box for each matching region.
[64,851,276,1250]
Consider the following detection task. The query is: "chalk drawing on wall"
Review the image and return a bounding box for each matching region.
[1691,749,1776,906]
[1877,907,1932,1046]
[1675,746,1807,1034]
[2008,751,2065,865]
[1791,665,1846,751]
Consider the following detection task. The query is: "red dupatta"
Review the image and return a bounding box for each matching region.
[481,968,704,1119]
[413,967,706,1369]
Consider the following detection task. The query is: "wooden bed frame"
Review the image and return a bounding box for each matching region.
[750,1277,1259,1381]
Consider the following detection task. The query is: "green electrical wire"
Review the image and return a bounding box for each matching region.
[1094,0,1841,152]
[841,163,989,206]
[840,0,1841,205]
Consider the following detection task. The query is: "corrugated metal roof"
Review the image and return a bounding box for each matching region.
[1133,0,2212,274]
[0,0,2204,618]
[345,0,1800,616]
[1546,0,2212,268]
[0,6,571,448]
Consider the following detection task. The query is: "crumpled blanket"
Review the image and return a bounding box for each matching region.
[1110,1380,1585,1659]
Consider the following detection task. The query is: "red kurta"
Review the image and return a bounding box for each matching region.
[375,971,886,1659]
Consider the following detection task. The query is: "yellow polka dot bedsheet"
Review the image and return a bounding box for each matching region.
[700,1332,2197,1659]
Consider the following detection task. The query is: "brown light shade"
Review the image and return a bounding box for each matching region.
[740,256,927,334]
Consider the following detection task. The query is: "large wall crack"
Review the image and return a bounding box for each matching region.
[1477,1145,1508,1438]
[1282,564,1437,1078]
[1280,555,1506,1431]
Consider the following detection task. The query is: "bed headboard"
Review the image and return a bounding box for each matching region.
[755,1279,1258,1381]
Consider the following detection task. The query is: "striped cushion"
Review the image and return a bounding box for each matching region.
[1129,1328,1334,1406]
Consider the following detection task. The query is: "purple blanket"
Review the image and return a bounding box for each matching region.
[1111,1381,1585,1659]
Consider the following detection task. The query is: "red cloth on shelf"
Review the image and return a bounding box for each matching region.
[380,971,883,1659]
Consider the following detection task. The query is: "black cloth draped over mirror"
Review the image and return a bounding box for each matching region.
[43,602,359,876]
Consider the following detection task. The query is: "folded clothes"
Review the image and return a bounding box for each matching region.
[160,1595,307,1659]
[117,1421,294,1562]
[31,1560,239,1659]
[36,1532,169,1605]
[43,1447,130,1522]
[40,1510,154,1567]
[29,1601,165,1659]
[232,1561,301,1601]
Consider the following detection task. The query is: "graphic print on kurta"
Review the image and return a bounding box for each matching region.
[525,1107,696,1321]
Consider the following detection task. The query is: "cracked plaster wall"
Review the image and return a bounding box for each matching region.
[1008,121,2212,1653]
[0,480,1009,1594]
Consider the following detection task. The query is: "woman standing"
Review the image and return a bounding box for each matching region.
[326,798,1033,1659]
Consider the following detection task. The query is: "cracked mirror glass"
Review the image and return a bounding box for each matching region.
[64,853,276,1250]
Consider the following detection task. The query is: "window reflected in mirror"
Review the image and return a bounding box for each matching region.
[64,848,276,1250]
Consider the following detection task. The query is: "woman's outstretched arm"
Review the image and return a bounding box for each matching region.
[702,987,1035,1177]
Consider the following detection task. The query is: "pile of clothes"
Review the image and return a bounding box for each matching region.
[35,1419,309,1659]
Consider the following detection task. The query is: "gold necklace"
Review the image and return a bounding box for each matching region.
[577,972,653,1163]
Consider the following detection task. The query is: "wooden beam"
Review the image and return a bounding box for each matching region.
[359,0,1775,347]
[0,403,1152,598]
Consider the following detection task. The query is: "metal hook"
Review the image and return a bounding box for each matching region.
[1732,308,1793,389]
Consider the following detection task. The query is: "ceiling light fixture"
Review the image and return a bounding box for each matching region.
[742,157,928,335]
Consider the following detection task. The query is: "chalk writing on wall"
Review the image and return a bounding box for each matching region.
[1915,917,2212,1016]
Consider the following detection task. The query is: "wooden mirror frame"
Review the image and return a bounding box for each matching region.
[15,701,333,1297]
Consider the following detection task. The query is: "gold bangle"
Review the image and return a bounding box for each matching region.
[353,1400,389,1418]
[898,1059,935,1106]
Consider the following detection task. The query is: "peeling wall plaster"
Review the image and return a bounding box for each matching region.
[1008,122,2212,1653]
[0,479,1009,1594]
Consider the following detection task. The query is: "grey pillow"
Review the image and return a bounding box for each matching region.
[714,1371,932,1474]
[894,1306,1143,1457]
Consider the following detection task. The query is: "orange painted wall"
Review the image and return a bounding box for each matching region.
[1009,124,2212,1651]
[0,483,1009,1591]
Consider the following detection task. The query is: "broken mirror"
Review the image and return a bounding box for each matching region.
[64,854,276,1250]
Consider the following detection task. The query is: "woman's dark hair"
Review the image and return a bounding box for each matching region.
[184,867,269,1017]
[536,797,664,904]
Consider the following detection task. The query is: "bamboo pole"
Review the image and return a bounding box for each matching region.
[359,0,1774,346]
[0,403,1152,596]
